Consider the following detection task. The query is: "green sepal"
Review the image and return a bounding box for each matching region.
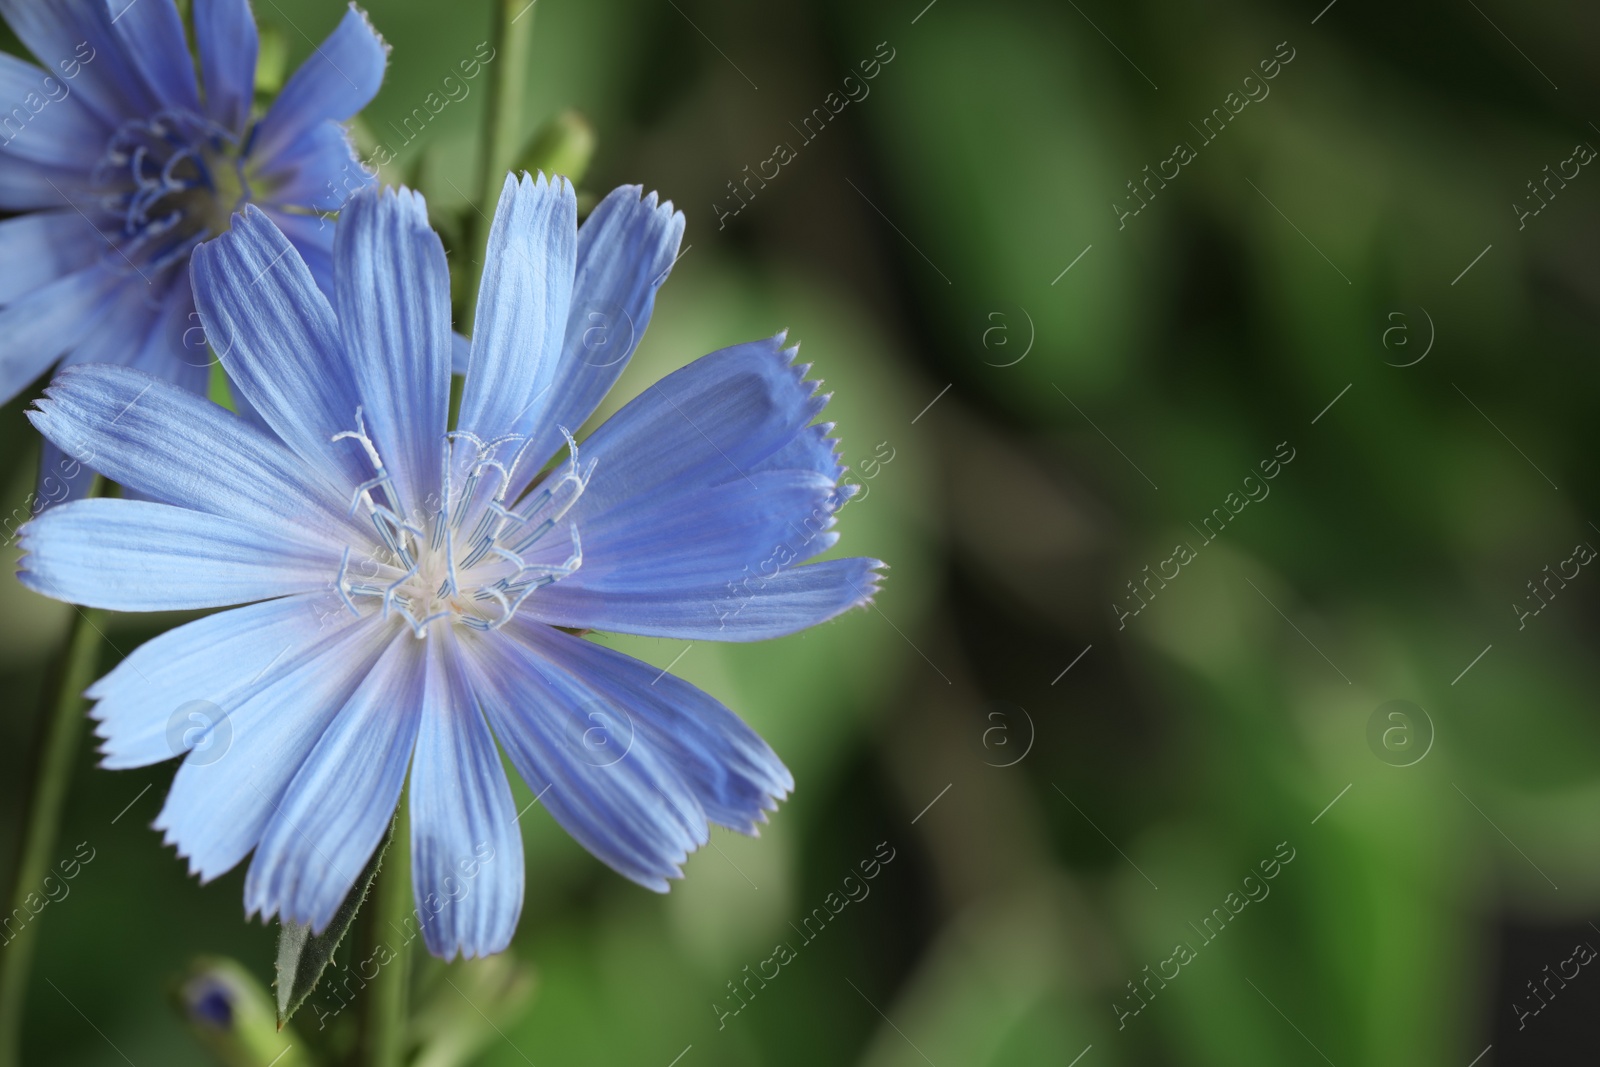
[273,814,397,1029]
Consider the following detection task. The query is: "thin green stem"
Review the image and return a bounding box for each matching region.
[0,604,107,1067]
[464,0,536,334]
[358,800,411,1067]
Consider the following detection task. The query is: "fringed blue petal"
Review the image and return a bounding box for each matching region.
[506,620,792,833]
[529,557,886,642]
[190,205,368,495]
[155,611,394,883]
[250,3,386,163]
[460,625,707,892]
[18,498,334,611]
[501,184,685,497]
[568,333,829,514]
[516,332,880,638]
[29,364,361,538]
[549,469,842,592]
[89,593,350,769]
[457,172,576,453]
[333,186,451,517]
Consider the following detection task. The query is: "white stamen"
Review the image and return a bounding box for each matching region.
[331,416,592,635]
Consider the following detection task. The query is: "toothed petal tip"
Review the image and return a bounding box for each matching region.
[346,2,392,55]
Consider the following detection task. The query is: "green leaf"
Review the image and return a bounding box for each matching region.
[273,815,396,1029]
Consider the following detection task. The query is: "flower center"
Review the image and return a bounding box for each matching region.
[91,109,251,279]
[332,412,590,637]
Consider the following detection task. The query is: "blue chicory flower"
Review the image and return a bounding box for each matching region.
[0,0,386,497]
[18,173,883,959]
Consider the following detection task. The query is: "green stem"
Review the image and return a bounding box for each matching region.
[358,801,411,1067]
[0,604,106,1067]
[464,0,536,334]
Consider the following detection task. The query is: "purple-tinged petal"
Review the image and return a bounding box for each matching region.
[18,497,335,611]
[0,209,107,305]
[30,279,167,507]
[505,620,792,833]
[29,364,362,540]
[409,628,522,960]
[245,632,423,931]
[528,556,885,642]
[266,207,338,297]
[0,158,86,210]
[107,0,200,112]
[502,185,684,496]
[0,0,157,125]
[0,51,111,167]
[154,611,395,882]
[193,0,258,131]
[460,626,707,892]
[250,4,387,164]
[254,118,371,214]
[121,272,209,393]
[190,205,368,494]
[456,173,576,453]
[0,264,124,407]
[333,187,451,517]
[35,273,210,507]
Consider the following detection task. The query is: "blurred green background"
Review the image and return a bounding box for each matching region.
[4,0,1600,1063]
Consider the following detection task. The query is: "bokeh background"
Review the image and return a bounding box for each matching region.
[4,0,1600,1063]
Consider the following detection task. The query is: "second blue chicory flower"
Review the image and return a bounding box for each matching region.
[0,0,386,497]
[21,173,882,959]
